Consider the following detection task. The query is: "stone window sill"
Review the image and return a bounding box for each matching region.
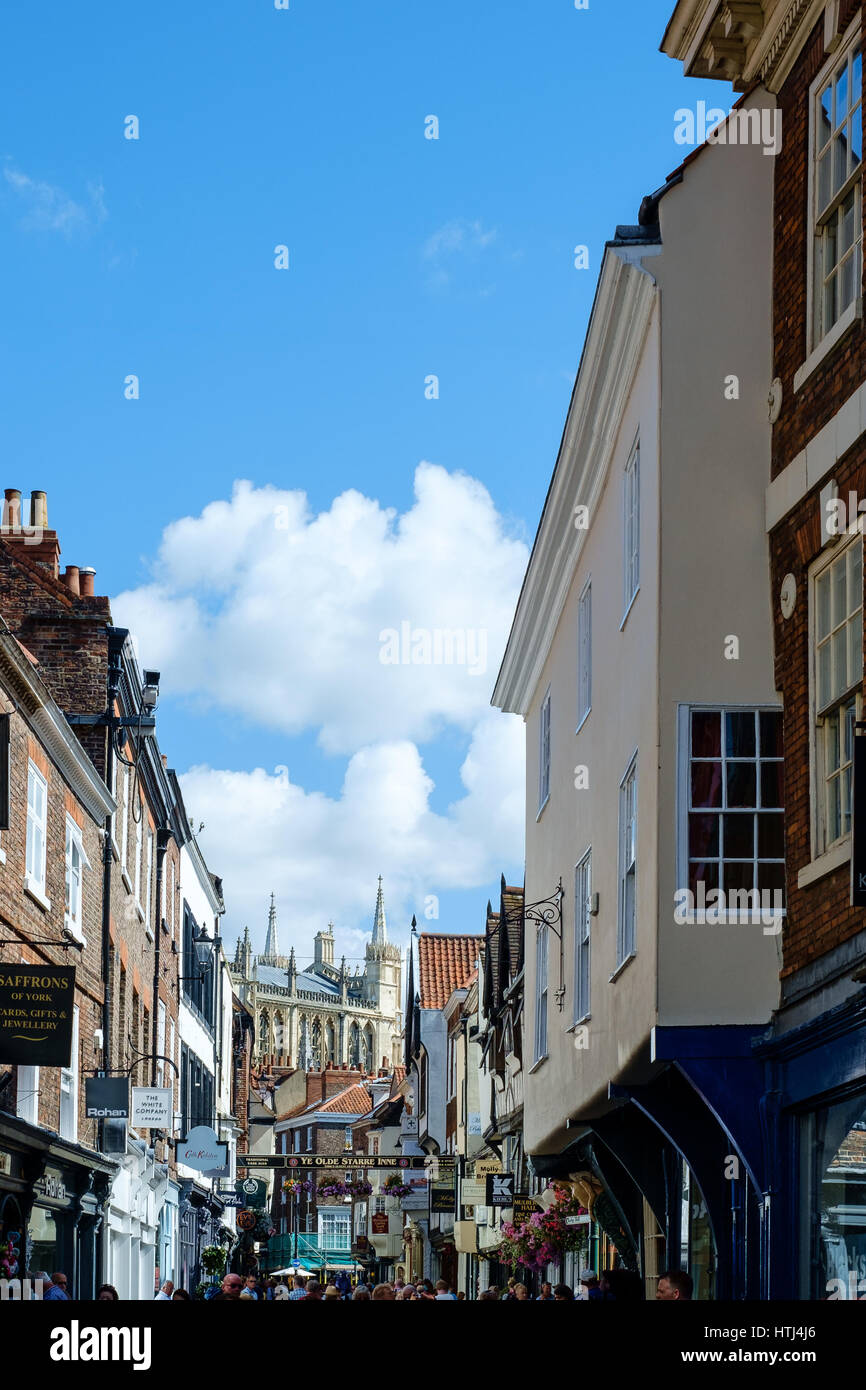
[24,876,51,912]
[794,299,862,394]
[797,837,850,889]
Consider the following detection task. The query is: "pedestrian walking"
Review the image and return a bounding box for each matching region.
[239,1273,261,1300]
[212,1273,243,1301]
[272,1280,290,1300]
[302,1280,323,1300]
[171,1289,192,1301]
[352,1285,371,1300]
[434,1279,456,1300]
[96,1285,119,1301]
[288,1276,306,1300]
[372,1283,395,1300]
[553,1284,574,1301]
[512,1282,529,1300]
[656,1269,692,1301]
[154,1280,174,1301]
[38,1272,69,1302]
[535,1282,555,1301]
[324,1285,341,1299]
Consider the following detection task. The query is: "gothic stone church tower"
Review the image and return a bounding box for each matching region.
[230,879,402,1072]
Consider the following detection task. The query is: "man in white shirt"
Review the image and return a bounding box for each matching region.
[154,1280,173,1301]
[434,1279,457,1300]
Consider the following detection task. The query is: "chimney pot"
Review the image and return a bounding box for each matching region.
[64,565,80,596]
[4,489,21,529]
[79,566,96,597]
[30,491,47,530]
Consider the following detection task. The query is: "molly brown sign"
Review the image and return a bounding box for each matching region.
[130,1087,173,1129]
[0,965,75,1065]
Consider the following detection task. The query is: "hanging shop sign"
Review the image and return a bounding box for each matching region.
[475,1158,502,1177]
[131,1087,173,1129]
[246,1154,453,1169]
[486,1172,515,1207]
[461,1180,487,1206]
[236,1177,268,1209]
[512,1193,542,1223]
[236,1210,257,1232]
[0,965,75,1065]
[85,1076,129,1120]
[371,1212,389,1234]
[176,1125,228,1174]
[430,1170,456,1214]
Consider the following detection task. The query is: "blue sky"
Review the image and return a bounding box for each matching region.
[0,0,730,961]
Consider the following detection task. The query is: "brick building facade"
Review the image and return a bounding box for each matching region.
[665,0,866,1301]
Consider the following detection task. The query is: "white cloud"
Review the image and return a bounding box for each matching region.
[182,710,525,960]
[114,465,529,956]
[422,219,499,292]
[3,163,107,235]
[113,464,527,755]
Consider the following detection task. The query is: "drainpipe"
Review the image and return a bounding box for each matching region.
[152,829,170,1085]
[100,634,125,1119]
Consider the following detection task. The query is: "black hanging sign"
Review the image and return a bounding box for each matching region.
[430,1169,456,1214]
[85,1076,130,1119]
[0,964,75,1065]
[486,1172,515,1207]
[853,728,866,906]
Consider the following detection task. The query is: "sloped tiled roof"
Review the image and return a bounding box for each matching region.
[316,1082,373,1115]
[418,933,483,1010]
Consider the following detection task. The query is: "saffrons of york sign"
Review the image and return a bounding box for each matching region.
[0,966,75,1065]
[243,1154,454,1169]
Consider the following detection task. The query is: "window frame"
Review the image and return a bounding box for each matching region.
[577,578,592,731]
[676,705,786,922]
[616,752,638,970]
[64,814,90,941]
[574,848,592,1025]
[808,20,863,353]
[538,685,552,817]
[622,435,640,623]
[810,531,863,860]
[25,760,49,902]
[59,1005,79,1142]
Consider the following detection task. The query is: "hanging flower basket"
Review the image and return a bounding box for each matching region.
[200,1245,227,1276]
[347,1179,373,1197]
[281,1177,313,1196]
[498,1187,588,1272]
[382,1173,413,1199]
[318,1179,352,1199]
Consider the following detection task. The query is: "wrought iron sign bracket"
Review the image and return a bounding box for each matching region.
[501,879,566,1011]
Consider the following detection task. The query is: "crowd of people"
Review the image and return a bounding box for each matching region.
[29,1265,693,1302]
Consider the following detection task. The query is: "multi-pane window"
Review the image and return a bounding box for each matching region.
[318,1209,350,1251]
[574,850,592,1023]
[144,829,154,932]
[617,756,638,965]
[623,438,640,615]
[578,581,592,727]
[59,1006,79,1142]
[534,924,548,1062]
[25,762,48,897]
[120,766,129,873]
[813,39,862,343]
[65,816,88,940]
[539,687,552,812]
[16,1063,39,1126]
[815,538,863,850]
[686,709,785,904]
[133,803,143,904]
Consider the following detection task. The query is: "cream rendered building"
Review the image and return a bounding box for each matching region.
[493,92,782,1299]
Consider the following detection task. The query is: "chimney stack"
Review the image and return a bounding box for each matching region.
[3,489,20,529]
[30,491,47,530]
[64,566,80,596]
[79,567,96,596]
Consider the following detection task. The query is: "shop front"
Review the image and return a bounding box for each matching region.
[0,1111,115,1299]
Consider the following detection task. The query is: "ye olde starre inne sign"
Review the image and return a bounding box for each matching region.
[0,965,75,1065]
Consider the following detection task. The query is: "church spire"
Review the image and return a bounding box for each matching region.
[264,893,279,958]
[372,875,387,945]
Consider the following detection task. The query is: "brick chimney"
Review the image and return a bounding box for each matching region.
[1,488,61,577]
[305,1066,364,1106]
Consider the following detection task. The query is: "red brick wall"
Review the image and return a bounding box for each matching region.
[770,2,866,979]
[1,700,104,1145]
[771,2,864,478]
